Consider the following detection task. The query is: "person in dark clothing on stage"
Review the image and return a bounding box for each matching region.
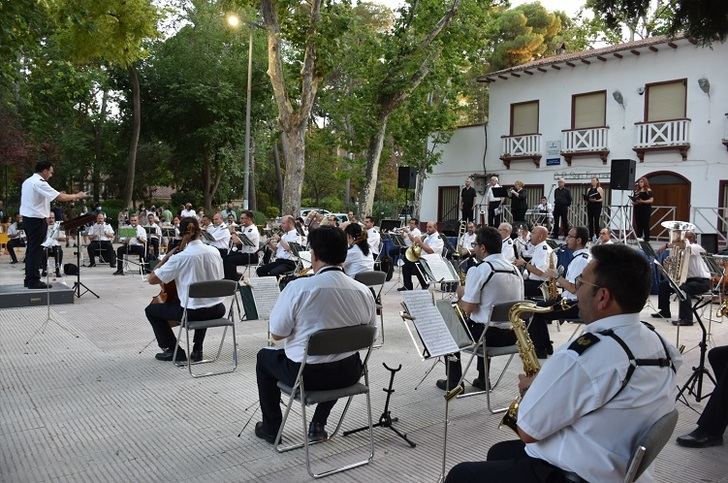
[460,177,477,222]
[552,178,571,238]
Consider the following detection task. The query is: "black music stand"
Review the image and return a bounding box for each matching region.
[62,213,99,299]
[676,293,717,405]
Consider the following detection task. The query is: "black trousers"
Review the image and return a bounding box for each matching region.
[7,238,25,262]
[634,205,652,241]
[488,202,501,227]
[256,349,362,434]
[116,244,145,267]
[148,237,160,258]
[256,259,296,277]
[223,252,259,280]
[87,240,115,266]
[446,321,517,386]
[446,440,568,483]
[658,277,710,322]
[586,203,602,239]
[698,345,728,437]
[23,216,47,286]
[402,259,427,290]
[528,299,579,355]
[513,208,527,223]
[462,206,474,223]
[41,246,63,272]
[552,205,569,238]
[144,301,225,352]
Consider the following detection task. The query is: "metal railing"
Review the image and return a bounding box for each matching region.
[562,127,609,153]
[691,206,728,247]
[501,133,541,157]
[634,119,690,148]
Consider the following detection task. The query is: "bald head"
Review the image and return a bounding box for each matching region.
[531,226,548,244]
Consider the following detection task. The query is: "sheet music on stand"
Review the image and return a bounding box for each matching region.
[288,242,305,258]
[238,233,256,247]
[401,290,459,358]
[248,277,281,320]
[161,227,177,238]
[419,254,459,285]
[297,250,312,268]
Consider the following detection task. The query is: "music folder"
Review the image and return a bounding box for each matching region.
[491,187,507,198]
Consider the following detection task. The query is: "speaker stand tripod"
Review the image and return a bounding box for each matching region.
[344,363,416,448]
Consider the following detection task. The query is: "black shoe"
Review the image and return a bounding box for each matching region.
[651,312,671,319]
[255,421,279,444]
[671,319,693,326]
[397,287,410,291]
[55,269,61,277]
[308,422,328,442]
[113,269,124,276]
[10,260,18,264]
[41,270,47,277]
[88,262,96,268]
[676,428,723,448]
[110,263,116,268]
[27,281,50,289]
[190,350,203,363]
[535,349,549,359]
[471,377,490,391]
[436,379,464,392]
[155,348,186,362]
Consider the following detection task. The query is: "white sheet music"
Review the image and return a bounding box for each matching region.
[401,290,459,358]
[250,277,280,320]
[297,250,312,268]
[420,254,458,283]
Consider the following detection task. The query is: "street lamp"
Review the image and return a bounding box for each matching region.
[226,12,253,211]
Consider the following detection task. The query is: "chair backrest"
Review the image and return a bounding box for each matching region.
[307,325,377,357]
[624,408,678,483]
[490,301,520,324]
[354,270,386,288]
[188,280,238,299]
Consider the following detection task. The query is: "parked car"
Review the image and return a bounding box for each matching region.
[299,207,331,218]
[331,213,349,224]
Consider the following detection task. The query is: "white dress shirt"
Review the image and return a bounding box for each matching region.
[276,229,301,260]
[20,173,59,218]
[562,248,590,301]
[462,253,524,329]
[180,209,197,219]
[8,222,25,240]
[343,244,375,278]
[516,235,534,259]
[686,242,711,279]
[123,225,147,246]
[207,223,231,250]
[519,313,681,483]
[42,223,65,248]
[501,237,515,263]
[153,239,224,309]
[527,241,553,281]
[88,222,114,241]
[269,266,376,363]
[145,222,162,239]
[237,224,260,254]
[404,227,421,247]
[423,231,444,256]
[458,232,477,254]
[367,227,381,255]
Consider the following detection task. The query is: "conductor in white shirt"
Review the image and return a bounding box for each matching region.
[254,226,377,444]
[19,160,86,289]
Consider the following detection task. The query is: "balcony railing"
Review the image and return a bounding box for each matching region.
[633,118,690,161]
[500,133,542,169]
[561,127,609,165]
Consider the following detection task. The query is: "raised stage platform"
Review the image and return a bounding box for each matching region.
[0,283,74,309]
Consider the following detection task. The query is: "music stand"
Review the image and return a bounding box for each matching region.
[491,186,507,198]
[380,219,402,232]
[62,213,99,299]
[675,291,717,405]
[161,227,177,238]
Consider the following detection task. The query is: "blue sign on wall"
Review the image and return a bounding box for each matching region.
[546,158,561,166]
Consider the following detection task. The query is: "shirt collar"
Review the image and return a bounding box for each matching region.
[585,312,641,334]
[483,253,503,262]
[286,229,297,236]
[535,240,548,248]
[187,239,203,247]
[573,248,589,256]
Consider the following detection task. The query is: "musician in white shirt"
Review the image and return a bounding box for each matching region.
[7,214,26,264]
[498,222,516,263]
[594,228,613,245]
[364,216,381,257]
[207,212,231,258]
[514,226,554,297]
[114,214,147,275]
[87,213,116,268]
[145,213,163,258]
[223,210,261,280]
[343,223,375,277]
[180,203,196,219]
[458,222,477,257]
[40,213,66,277]
[399,221,444,291]
[387,218,421,261]
[257,215,301,277]
[514,224,534,260]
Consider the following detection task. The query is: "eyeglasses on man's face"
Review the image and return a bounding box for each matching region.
[575,274,600,290]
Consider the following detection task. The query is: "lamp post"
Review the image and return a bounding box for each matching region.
[226,13,253,211]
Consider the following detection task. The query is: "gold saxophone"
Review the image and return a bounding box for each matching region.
[718,298,728,318]
[500,298,576,434]
[539,251,559,302]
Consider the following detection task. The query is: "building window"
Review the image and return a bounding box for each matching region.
[510,100,539,135]
[438,186,460,222]
[645,79,687,121]
[572,90,606,129]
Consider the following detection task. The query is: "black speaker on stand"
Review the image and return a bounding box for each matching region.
[610,159,637,190]
[398,167,417,224]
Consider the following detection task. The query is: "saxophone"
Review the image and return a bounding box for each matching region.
[538,250,559,302]
[500,298,576,434]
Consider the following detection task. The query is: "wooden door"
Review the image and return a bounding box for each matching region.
[645,172,690,236]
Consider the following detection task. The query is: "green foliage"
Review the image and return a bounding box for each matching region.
[264,206,280,219]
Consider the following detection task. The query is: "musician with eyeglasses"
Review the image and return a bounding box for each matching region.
[447,244,682,483]
[223,210,260,281]
[397,221,443,291]
[87,213,116,268]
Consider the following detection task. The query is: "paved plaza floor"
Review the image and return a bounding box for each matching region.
[1,249,727,482]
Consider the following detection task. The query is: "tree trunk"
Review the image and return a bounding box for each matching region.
[272,139,284,210]
[249,138,257,211]
[413,167,427,220]
[92,89,107,204]
[202,154,212,213]
[280,126,306,216]
[358,115,389,217]
[123,65,141,209]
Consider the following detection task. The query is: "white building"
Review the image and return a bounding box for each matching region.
[421,36,728,247]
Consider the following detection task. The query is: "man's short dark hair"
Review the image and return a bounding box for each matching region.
[410,217,419,224]
[574,226,589,247]
[35,160,53,173]
[590,244,651,313]
[365,216,375,224]
[475,226,502,255]
[309,226,347,265]
[241,210,254,220]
